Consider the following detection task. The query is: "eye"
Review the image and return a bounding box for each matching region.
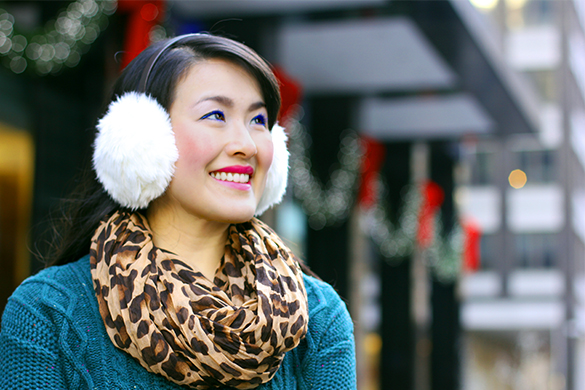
[251,114,267,127]
[201,110,225,121]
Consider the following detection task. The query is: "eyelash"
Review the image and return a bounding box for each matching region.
[201,110,225,121]
[200,111,268,127]
[252,114,267,127]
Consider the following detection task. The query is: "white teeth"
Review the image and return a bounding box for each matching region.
[211,172,250,183]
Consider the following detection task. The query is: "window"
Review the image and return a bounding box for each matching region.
[506,0,557,30]
[513,149,556,184]
[523,70,558,103]
[515,233,558,268]
[470,151,496,185]
[479,234,497,270]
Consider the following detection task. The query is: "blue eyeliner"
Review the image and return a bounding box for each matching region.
[201,110,225,121]
[252,114,267,126]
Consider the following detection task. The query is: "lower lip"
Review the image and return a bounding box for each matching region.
[212,177,252,191]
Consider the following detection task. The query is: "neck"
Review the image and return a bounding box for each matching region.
[146,200,229,280]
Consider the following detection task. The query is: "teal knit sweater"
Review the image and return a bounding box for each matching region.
[1,256,356,389]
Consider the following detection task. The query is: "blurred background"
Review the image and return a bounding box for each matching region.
[0,0,582,389]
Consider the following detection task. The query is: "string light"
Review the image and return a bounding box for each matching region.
[0,0,117,75]
[287,115,364,230]
[286,115,463,281]
[287,114,463,283]
[360,180,419,261]
[427,211,464,282]
[361,177,463,282]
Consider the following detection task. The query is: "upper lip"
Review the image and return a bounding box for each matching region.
[211,165,254,175]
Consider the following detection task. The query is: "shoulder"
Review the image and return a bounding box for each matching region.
[303,274,351,320]
[9,255,93,305]
[3,255,95,329]
[302,274,354,343]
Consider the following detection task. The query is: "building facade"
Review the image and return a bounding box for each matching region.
[460,1,585,389]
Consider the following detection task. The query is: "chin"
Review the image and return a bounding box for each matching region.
[225,216,254,224]
[210,208,256,224]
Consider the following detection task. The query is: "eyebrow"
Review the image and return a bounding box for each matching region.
[197,96,266,112]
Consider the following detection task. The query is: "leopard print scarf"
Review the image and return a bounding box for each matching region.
[89,211,308,389]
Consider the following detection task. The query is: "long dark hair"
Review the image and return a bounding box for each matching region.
[42,33,281,267]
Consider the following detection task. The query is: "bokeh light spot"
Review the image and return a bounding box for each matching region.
[509,169,527,189]
[506,0,528,10]
[141,4,159,22]
[469,0,499,10]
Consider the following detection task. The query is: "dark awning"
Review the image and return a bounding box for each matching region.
[398,0,540,135]
[169,0,539,138]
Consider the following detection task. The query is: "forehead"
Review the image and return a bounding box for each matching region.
[175,58,263,101]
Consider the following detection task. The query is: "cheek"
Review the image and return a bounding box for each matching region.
[257,135,274,172]
[173,126,216,170]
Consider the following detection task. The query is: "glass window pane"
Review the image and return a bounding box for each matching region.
[506,0,557,30]
[513,149,556,184]
[471,151,496,185]
[480,234,496,270]
[514,233,558,268]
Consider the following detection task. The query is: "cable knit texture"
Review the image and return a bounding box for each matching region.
[1,255,356,389]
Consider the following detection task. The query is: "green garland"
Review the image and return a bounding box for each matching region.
[0,0,117,75]
[427,212,463,282]
[287,115,463,281]
[362,177,463,282]
[287,113,364,230]
[359,180,419,262]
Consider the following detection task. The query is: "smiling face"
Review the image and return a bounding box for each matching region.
[151,58,274,225]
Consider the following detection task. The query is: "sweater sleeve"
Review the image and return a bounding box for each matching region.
[300,276,357,389]
[0,269,93,389]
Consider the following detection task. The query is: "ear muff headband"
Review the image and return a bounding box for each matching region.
[93,34,289,214]
[138,33,202,93]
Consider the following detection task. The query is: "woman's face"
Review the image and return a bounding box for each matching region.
[158,58,273,224]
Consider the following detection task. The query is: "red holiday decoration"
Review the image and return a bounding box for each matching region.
[272,66,303,124]
[416,181,445,248]
[357,136,386,209]
[462,220,482,272]
[117,0,165,69]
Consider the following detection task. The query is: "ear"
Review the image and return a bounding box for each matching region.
[255,124,289,216]
[93,92,179,209]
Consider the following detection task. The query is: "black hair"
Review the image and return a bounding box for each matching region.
[113,34,280,128]
[42,33,281,267]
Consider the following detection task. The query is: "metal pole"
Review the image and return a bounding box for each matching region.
[411,142,430,390]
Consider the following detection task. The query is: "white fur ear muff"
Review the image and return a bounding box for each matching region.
[93,92,179,210]
[255,123,289,216]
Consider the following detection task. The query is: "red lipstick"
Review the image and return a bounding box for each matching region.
[212,165,254,175]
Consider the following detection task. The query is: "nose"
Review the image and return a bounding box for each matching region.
[225,122,258,159]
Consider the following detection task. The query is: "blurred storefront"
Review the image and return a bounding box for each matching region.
[0,1,564,389]
[0,0,120,314]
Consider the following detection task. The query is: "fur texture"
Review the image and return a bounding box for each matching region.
[93,92,289,214]
[93,92,178,209]
[255,124,289,215]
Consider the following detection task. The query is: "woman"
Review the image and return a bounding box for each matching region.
[0,34,356,389]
